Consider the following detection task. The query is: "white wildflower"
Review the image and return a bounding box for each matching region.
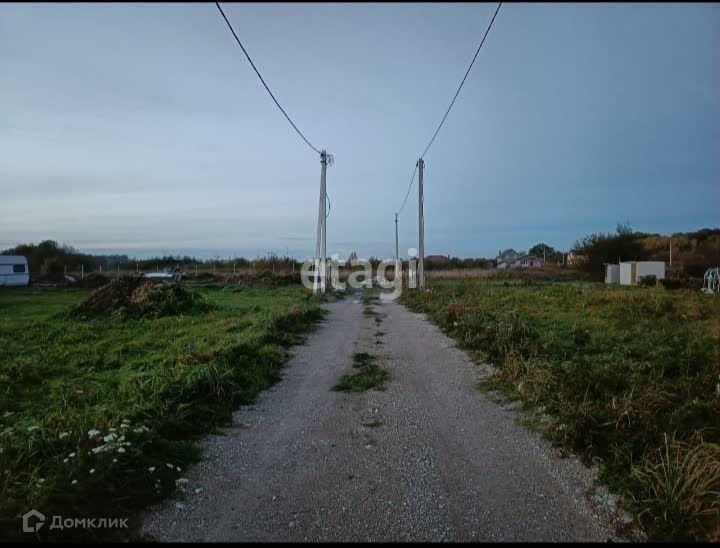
[117,447,125,454]
[71,479,77,485]
[148,467,156,473]
[166,463,174,469]
[108,428,117,433]
[27,426,40,432]
[38,478,45,484]
[121,419,130,424]
[176,467,181,472]
[175,478,188,485]
[120,424,129,429]
[2,411,13,418]
[112,458,117,463]
[63,458,69,464]
[69,452,75,458]
[103,433,117,443]
[59,432,70,439]
[89,468,95,474]
[87,429,101,438]
[91,446,106,454]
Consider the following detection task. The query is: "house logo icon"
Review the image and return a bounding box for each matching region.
[22,509,45,533]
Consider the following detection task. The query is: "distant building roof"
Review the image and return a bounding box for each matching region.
[516,255,544,263]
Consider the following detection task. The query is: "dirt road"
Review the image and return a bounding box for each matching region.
[142,294,623,541]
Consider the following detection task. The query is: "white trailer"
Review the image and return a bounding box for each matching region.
[0,255,30,287]
[605,264,620,284]
[619,261,665,286]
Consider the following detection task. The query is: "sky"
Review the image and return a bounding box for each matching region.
[1,2,718,260]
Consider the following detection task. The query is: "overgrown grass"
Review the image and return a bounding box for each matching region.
[0,283,323,541]
[400,279,720,541]
[333,352,389,393]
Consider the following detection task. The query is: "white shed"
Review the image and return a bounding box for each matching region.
[0,255,30,287]
[619,261,665,286]
[605,264,620,284]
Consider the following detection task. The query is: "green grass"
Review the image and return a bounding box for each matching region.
[0,283,323,540]
[400,279,720,541]
[333,352,389,393]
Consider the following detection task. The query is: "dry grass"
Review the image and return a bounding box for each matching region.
[631,433,720,539]
[425,266,588,282]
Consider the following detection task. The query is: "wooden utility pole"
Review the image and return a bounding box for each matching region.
[417,158,425,290]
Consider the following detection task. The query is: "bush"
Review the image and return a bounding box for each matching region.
[639,275,658,287]
[660,278,702,291]
[573,222,648,279]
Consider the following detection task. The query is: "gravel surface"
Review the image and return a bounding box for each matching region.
[141,294,627,542]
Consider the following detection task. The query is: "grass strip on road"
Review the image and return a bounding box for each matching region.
[333,352,389,393]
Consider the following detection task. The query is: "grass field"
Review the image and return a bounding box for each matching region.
[400,278,720,541]
[0,283,323,540]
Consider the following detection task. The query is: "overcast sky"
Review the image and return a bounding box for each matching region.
[1,2,718,260]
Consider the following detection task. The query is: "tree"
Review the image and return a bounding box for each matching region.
[528,243,563,264]
[572,222,648,278]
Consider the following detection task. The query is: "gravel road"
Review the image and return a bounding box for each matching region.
[142,293,625,542]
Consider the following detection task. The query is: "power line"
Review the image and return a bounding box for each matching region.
[397,162,418,217]
[419,2,502,160]
[215,2,321,155]
[395,3,502,219]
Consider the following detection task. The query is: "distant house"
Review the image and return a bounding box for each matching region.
[495,249,521,268]
[514,255,545,268]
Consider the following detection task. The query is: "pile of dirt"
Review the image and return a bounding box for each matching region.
[71,275,214,319]
[129,281,215,318]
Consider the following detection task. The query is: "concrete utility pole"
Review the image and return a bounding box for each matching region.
[395,212,399,281]
[669,237,673,267]
[395,213,399,262]
[417,158,425,290]
[314,151,329,293]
